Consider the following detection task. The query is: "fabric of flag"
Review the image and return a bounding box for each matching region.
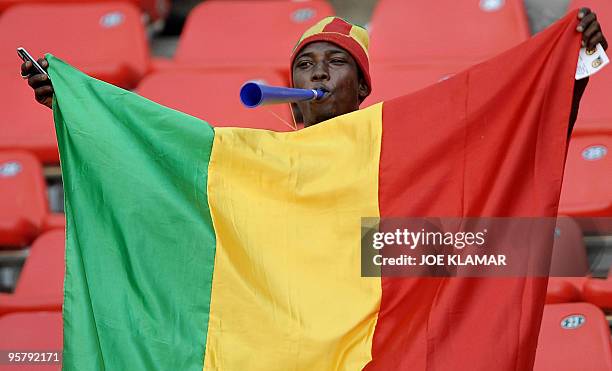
[49,11,580,371]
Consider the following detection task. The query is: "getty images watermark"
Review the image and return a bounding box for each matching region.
[361,217,608,277]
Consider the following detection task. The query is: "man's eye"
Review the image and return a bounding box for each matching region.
[298,61,313,68]
[330,59,346,65]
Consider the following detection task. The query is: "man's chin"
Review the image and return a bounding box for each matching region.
[306,109,338,126]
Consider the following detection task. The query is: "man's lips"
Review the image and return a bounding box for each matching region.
[311,86,332,102]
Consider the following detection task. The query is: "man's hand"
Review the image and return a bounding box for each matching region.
[577,8,607,50]
[20,57,53,109]
[569,8,607,137]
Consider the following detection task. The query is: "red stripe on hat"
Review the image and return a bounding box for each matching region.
[322,18,352,35]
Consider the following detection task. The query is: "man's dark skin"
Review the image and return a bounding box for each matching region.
[292,41,370,126]
[22,8,607,130]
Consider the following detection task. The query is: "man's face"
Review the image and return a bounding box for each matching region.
[292,41,369,127]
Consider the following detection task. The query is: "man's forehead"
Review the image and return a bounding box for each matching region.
[295,41,350,58]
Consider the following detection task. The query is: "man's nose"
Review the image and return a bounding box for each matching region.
[311,62,329,81]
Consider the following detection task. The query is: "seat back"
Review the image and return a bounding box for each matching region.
[137,69,296,131]
[0,2,150,88]
[0,72,58,164]
[369,0,530,65]
[0,152,47,248]
[175,0,334,74]
[559,133,612,217]
[534,303,612,370]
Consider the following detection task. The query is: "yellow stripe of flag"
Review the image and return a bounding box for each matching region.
[205,103,384,370]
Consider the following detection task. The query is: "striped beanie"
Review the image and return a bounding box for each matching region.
[290,17,371,93]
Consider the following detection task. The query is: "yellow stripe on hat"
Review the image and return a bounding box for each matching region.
[293,16,335,51]
[349,25,370,57]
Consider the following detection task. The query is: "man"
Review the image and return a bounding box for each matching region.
[22,8,608,130]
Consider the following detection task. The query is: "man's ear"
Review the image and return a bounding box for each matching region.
[358,77,370,102]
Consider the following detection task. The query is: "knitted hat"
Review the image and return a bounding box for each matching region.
[290,17,371,93]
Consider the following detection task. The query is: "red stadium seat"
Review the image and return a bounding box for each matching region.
[369,0,530,65]
[534,303,612,370]
[0,2,150,89]
[0,0,169,21]
[546,217,590,304]
[362,64,468,107]
[0,230,65,315]
[42,214,66,233]
[547,277,587,304]
[574,63,612,135]
[0,152,48,248]
[550,217,589,277]
[174,0,334,75]
[559,132,612,217]
[136,0,170,23]
[573,217,612,236]
[0,311,62,371]
[568,0,612,134]
[0,72,58,164]
[136,69,297,131]
[583,276,612,310]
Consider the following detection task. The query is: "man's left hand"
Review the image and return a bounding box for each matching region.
[577,8,608,50]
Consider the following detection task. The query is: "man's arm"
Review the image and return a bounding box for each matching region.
[570,8,608,136]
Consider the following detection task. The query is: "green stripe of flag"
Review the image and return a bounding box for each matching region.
[48,54,216,371]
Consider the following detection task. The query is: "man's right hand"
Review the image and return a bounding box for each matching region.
[20,57,53,109]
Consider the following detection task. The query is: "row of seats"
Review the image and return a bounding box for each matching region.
[0,0,334,90]
[1,0,610,144]
[1,0,608,89]
[0,0,170,22]
[1,303,610,370]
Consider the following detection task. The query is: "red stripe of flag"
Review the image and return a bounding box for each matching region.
[366,11,579,371]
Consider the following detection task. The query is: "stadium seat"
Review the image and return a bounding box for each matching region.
[0,72,58,164]
[362,64,468,107]
[0,230,65,315]
[174,0,334,75]
[568,0,612,134]
[546,217,590,304]
[533,303,612,370]
[546,277,587,304]
[573,217,612,236]
[550,217,589,277]
[369,0,530,65]
[136,0,170,23]
[0,152,48,248]
[583,277,612,310]
[136,69,296,131]
[0,311,62,371]
[559,132,612,217]
[0,2,150,89]
[0,0,169,21]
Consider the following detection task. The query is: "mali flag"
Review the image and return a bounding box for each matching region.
[50,11,580,371]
